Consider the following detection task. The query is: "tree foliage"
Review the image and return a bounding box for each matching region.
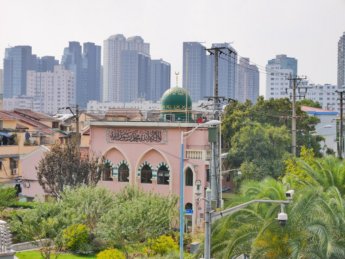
[229,123,290,180]
[145,235,178,256]
[62,224,90,253]
[59,185,115,231]
[210,155,345,259]
[96,187,178,247]
[9,186,178,257]
[10,202,64,259]
[222,97,321,154]
[221,97,323,180]
[0,187,17,209]
[297,98,322,108]
[37,140,102,198]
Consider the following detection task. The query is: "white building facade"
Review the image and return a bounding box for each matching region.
[266,54,297,99]
[26,65,75,114]
[303,84,337,111]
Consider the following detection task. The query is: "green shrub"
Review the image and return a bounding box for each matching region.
[62,224,90,253]
[146,235,178,256]
[0,187,17,209]
[97,248,125,259]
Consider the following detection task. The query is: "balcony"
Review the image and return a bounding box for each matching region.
[185,149,208,160]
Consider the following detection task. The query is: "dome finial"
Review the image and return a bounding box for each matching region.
[175,72,179,87]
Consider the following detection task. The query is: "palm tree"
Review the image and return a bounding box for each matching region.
[211,178,291,258]
[210,170,345,258]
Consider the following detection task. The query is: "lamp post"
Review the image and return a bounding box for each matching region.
[179,120,220,259]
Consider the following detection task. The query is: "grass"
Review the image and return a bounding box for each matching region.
[16,250,97,259]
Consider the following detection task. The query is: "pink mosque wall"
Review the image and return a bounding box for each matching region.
[90,124,211,231]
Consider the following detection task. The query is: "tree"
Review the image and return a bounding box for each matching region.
[210,155,345,259]
[222,97,322,156]
[297,99,322,108]
[37,140,102,198]
[210,178,290,258]
[59,186,115,231]
[96,187,178,249]
[228,123,290,180]
[284,154,345,195]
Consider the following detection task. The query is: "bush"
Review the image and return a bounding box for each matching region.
[146,235,178,256]
[97,248,125,259]
[0,187,17,209]
[62,224,90,253]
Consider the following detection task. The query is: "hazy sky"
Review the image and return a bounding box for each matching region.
[1,0,345,95]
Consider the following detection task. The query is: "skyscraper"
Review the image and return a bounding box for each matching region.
[183,42,207,102]
[103,34,150,102]
[62,42,101,108]
[266,54,297,99]
[207,43,238,100]
[3,46,36,98]
[137,53,151,100]
[183,42,237,102]
[338,32,345,88]
[82,42,101,105]
[150,59,171,102]
[37,56,59,72]
[236,57,259,103]
[61,42,82,106]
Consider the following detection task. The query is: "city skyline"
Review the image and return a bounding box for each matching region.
[1,0,345,96]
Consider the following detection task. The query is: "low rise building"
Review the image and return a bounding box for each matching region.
[0,109,58,184]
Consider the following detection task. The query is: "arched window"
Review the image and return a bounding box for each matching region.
[118,163,129,182]
[102,162,112,181]
[157,165,169,185]
[141,165,152,183]
[185,167,193,186]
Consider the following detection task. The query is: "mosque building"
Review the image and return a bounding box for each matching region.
[21,86,222,232]
[91,86,215,232]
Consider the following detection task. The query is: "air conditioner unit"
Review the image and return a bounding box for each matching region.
[11,168,18,175]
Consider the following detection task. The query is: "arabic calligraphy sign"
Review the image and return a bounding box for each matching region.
[106,129,167,143]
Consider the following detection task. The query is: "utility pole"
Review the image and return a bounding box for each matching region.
[287,75,306,156]
[204,188,211,259]
[206,47,222,208]
[336,90,345,159]
[206,46,236,208]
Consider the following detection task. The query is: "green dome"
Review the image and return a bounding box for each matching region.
[161,87,192,111]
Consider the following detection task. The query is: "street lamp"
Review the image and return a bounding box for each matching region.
[179,119,221,259]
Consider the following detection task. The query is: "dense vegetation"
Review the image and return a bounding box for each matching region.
[222,97,324,181]
[209,148,345,258]
[9,186,180,259]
